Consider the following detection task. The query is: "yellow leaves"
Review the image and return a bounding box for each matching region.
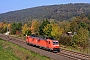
[0,22,3,28]
[73,27,89,47]
[0,22,8,31]
[3,23,7,29]
[51,23,64,38]
[42,20,64,38]
[78,28,89,40]
[43,24,51,32]
[22,24,30,35]
[8,24,11,30]
[31,20,40,34]
[0,22,7,29]
[43,24,52,36]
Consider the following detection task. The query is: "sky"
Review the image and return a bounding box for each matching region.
[0,0,90,14]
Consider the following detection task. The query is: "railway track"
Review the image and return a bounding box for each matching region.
[0,34,89,60]
[60,48,89,60]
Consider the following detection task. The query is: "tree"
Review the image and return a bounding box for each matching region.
[60,33,72,46]
[22,24,31,36]
[0,22,4,33]
[22,24,28,35]
[0,22,7,33]
[79,22,87,29]
[8,24,11,31]
[31,20,40,34]
[39,19,50,35]
[73,28,89,49]
[43,24,52,37]
[10,22,22,34]
[87,14,90,20]
[59,20,70,32]
[25,29,31,36]
[70,17,81,32]
[51,23,64,39]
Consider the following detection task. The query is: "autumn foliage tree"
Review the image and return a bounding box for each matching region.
[43,24,52,37]
[39,19,50,35]
[7,24,11,31]
[51,23,64,40]
[59,20,70,32]
[22,24,31,36]
[72,28,89,49]
[0,22,7,33]
[31,20,40,35]
[43,20,64,39]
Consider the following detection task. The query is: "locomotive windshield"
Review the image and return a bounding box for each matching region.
[53,41,59,45]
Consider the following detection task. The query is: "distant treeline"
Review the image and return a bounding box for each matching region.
[0,3,90,22]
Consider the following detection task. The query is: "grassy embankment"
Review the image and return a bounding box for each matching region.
[0,38,50,60]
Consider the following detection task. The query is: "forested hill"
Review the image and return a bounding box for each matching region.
[0,3,90,22]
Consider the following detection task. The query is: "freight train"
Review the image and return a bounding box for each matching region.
[26,35,60,52]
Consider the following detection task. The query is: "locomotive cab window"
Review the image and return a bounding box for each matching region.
[53,41,58,45]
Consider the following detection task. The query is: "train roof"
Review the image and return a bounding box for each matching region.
[30,34,56,40]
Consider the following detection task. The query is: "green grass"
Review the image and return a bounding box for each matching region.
[0,40,20,60]
[0,38,50,60]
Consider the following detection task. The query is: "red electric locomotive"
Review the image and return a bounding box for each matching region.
[26,35,60,52]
